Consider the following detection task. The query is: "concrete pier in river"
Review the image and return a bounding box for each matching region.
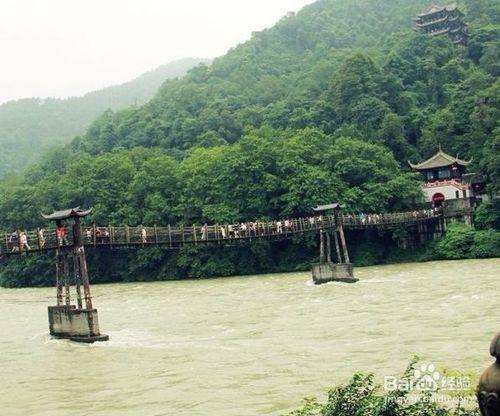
[43,208,109,343]
[48,306,108,343]
[311,204,358,284]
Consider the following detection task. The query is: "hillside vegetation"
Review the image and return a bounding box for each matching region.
[0,0,498,286]
[0,58,206,177]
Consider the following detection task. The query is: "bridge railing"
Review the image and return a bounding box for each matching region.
[88,218,333,247]
[0,209,442,256]
[341,208,441,228]
[0,216,332,255]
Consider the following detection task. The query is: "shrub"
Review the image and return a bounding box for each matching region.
[474,199,500,231]
[435,222,500,260]
[285,360,480,416]
[435,223,476,260]
[471,230,500,258]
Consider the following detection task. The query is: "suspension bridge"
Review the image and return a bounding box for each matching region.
[1,208,443,257]
[0,205,445,343]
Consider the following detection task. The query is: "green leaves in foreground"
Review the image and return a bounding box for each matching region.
[285,360,480,416]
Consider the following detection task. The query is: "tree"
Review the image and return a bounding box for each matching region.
[378,113,412,162]
[330,53,380,122]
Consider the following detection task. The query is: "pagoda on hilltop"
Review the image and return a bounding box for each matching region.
[409,148,487,207]
[415,4,468,46]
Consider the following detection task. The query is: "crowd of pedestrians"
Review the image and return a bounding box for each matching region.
[2,208,443,253]
[198,216,325,241]
[343,207,442,226]
[8,227,47,252]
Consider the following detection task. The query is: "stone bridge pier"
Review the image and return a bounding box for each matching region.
[311,204,358,285]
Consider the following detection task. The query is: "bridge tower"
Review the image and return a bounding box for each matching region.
[311,204,358,285]
[43,208,109,343]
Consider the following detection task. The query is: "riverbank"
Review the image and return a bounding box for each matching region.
[353,223,500,266]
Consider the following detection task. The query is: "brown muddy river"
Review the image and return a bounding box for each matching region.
[0,258,498,415]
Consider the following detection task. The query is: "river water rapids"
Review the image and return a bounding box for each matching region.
[1,258,498,415]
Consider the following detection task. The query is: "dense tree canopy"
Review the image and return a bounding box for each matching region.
[0,0,498,286]
[0,131,422,229]
[57,0,498,192]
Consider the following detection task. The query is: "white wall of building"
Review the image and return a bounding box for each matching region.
[422,184,471,202]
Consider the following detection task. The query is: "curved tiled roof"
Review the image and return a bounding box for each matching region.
[417,3,458,17]
[408,149,471,170]
[42,207,92,221]
[416,15,449,27]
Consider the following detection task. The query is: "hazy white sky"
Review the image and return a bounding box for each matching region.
[0,0,314,104]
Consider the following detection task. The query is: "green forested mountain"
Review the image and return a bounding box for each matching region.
[0,58,207,177]
[70,0,498,163]
[0,0,498,286]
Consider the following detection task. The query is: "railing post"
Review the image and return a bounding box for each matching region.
[326,231,332,263]
[338,224,350,264]
[63,252,71,306]
[333,229,342,263]
[93,223,96,247]
[36,227,41,250]
[168,225,172,248]
[55,249,63,305]
[154,225,158,245]
[73,252,83,309]
[319,229,325,263]
[17,229,22,252]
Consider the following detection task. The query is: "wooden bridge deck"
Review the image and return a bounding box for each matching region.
[0,210,442,257]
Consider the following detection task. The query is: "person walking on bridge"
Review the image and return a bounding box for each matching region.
[19,231,31,251]
[9,230,19,252]
[250,222,257,236]
[240,222,247,237]
[284,219,290,232]
[359,212,366,225]
[276,220,283,234]
[38,228,46,248]
[57,223,69,246]
[85,228,92,243]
